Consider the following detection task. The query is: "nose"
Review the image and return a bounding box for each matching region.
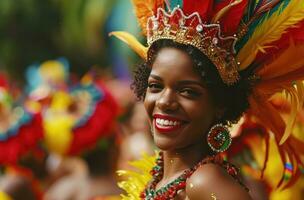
[156,88,179,111]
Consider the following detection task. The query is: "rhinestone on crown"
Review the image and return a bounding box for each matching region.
[146,7,240,85]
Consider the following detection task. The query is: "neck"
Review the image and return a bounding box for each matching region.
[161,142,211,181]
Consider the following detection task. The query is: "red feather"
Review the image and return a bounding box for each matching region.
[183,0,214,22]
[260,132,270,178]
[254,20,304,66]
[214,0,249,35]
[213,0,231,13]
[289,136,304,154]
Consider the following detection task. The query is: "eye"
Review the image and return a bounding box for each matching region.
[147,82,163,92]
[179,88,201,98]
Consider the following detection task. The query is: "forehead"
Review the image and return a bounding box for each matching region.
[151,47,202,81]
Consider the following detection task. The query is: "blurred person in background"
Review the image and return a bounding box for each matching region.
[0,71,44,200]
[83,136,121,199]
[117,102,154,171]
[0,174,37,200]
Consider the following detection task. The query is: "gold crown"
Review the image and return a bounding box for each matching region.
[146,7,240,85]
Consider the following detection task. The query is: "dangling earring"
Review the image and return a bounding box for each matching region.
[207,123,232,153]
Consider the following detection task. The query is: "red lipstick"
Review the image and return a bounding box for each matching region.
[153,114,187,133]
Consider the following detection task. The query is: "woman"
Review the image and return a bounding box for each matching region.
[112,0,304,199]
[135,40,251,199]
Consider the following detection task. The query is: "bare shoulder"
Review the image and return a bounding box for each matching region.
[185,163,252,200]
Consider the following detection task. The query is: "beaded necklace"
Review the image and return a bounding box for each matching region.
[140,152,247,200]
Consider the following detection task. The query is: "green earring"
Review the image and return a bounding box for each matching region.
[207,124,232,153]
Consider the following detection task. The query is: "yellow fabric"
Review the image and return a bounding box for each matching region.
[43,91,75,155]
[117,153,156,200]
[0,191,12,200]
[237,0,304,70]
[44,114,74,155]
[39,60,66,83]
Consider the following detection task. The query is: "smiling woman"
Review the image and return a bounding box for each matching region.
[131,40,252,199]
[145,47,217,151]
[111,0,304,199]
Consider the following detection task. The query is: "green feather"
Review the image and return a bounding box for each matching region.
[168,0,183,10]
[236,0,290,52]
[244,0,260,22]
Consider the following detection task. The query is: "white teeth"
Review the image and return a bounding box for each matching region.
[155,118,181,126]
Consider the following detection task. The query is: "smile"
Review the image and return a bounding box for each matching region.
[153,114,187,133]
[156,118,181,126]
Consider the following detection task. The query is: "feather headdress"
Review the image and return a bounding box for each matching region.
[111,0,304,188]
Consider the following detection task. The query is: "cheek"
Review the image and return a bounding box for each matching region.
[185,100,216,126]
[143,92,156,120]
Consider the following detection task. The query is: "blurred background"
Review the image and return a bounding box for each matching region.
[0,1,303,200]
[0,0,143,85]
[0,1,155,200]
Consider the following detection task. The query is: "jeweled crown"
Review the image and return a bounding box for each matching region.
[147,7,240,85]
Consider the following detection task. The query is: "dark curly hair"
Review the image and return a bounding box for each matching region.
[131,39,252,125]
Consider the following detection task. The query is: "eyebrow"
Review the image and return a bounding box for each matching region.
[150,74,162,81]
[149,74,205,87]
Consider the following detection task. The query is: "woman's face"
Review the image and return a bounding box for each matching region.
[144,47,218,150]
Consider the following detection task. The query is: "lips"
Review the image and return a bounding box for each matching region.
[153,114,188,133]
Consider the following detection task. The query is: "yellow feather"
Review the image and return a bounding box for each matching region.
[279,81,304,145]
[117,153,157,199]
[131,0,164,35]
[109,31,148,60]
[237,0,304,70]
[0,191,12,200]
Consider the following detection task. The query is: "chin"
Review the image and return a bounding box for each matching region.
[153,136,189,151]
[153,137,176,151]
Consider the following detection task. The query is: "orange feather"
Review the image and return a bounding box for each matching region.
[131,0,164,35]
[257,42,304,80]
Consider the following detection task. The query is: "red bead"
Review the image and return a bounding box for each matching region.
[140,192,146,198]
[227,167,237,175]
[178,181,186,189]
[169,192,176,198]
